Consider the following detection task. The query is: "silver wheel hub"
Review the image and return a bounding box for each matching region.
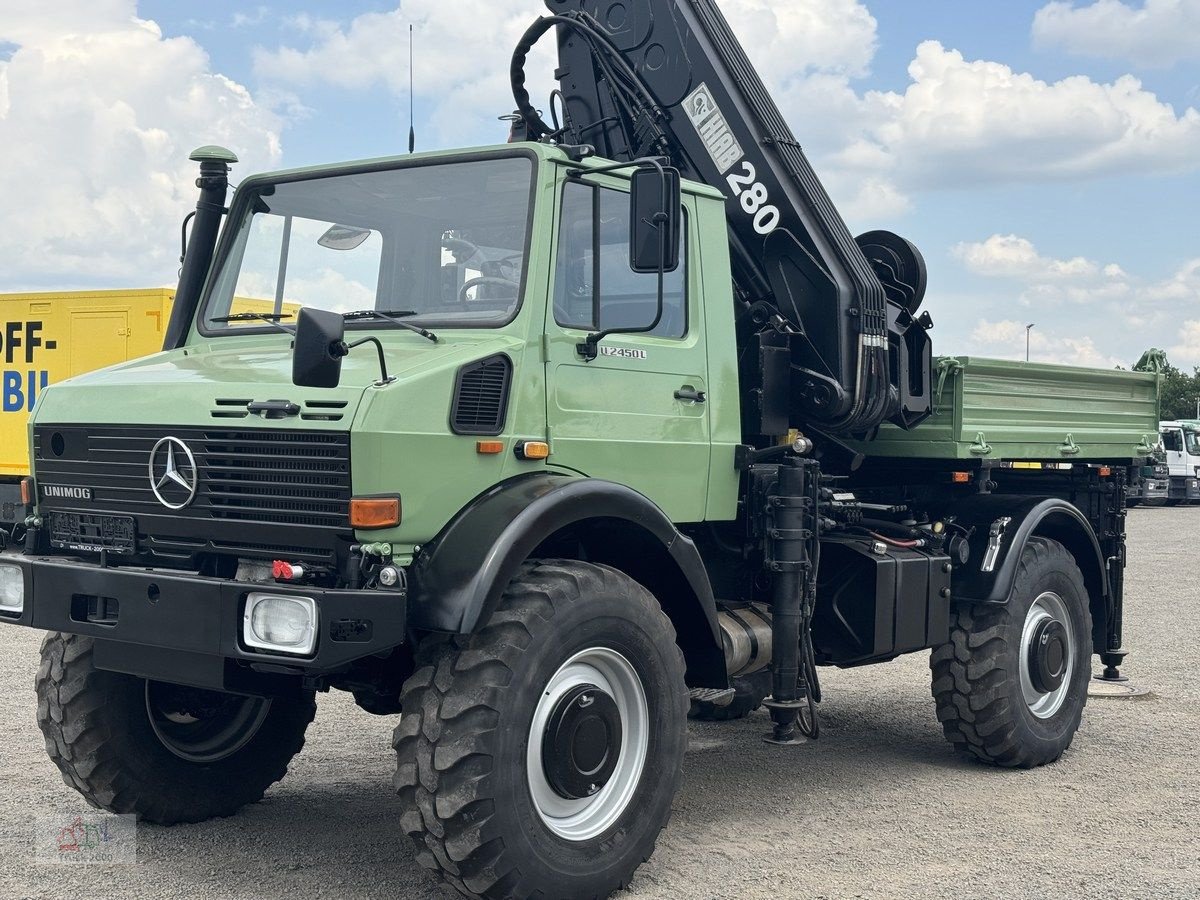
[1019,591,1075,719]
[527,647,648,842]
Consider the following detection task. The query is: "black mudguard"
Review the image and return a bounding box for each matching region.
[946,494,1111,653]
[407,473,727,687]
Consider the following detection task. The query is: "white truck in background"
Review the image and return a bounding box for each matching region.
[1157,420,1200,505]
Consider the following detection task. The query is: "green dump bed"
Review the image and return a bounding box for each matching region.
[859,357,1159,461]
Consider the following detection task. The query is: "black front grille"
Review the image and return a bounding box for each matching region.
[34,426,352,562]
[451,355,512,435]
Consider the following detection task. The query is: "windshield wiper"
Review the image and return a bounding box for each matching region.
[343,309,438,343]
[211,312,296,335]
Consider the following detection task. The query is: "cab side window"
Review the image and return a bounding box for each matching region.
[554,181,687,339]
[1162,429,1183,452]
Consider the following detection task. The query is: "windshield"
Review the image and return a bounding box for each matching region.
[1187,430,1200,456]
[201,156,533,332]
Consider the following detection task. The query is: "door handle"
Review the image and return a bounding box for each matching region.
[247,399,301,418]
[674,387,707,403]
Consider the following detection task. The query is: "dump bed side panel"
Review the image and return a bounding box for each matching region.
[855,357,1158,461]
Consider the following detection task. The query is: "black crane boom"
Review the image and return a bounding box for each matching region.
[511,0,932,438]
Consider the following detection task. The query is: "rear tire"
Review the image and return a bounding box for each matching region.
[393,559,687,899]
[689,670,770,721]
[931,537,1092,768]
[36,632,315,824]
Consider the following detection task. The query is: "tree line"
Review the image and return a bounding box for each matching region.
[1131,350,1200,421]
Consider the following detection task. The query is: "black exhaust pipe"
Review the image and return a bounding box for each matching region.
[163,145,237,351]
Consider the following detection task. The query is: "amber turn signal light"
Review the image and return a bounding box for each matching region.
[350,496,401,529]
[476,440,505,455]
[19,477,33,507]
[515,440,550,460]
[951,471,971,484]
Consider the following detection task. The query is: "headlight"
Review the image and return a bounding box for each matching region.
[0,564,24,615]
[243,593,317,656]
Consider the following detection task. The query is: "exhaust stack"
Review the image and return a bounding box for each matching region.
[163,145,237,350]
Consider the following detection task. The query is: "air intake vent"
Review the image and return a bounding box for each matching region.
[451,355,512,435]
[302,400,348,422]
[211,399,251,419]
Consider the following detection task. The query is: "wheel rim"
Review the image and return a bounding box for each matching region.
[145,681,272,763]
[526,647,648,842]
[1019,591,1075,719]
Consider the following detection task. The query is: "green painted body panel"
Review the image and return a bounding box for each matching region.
[852,356,1159,461]
[543,168,709,522]
[25,142,1159,558]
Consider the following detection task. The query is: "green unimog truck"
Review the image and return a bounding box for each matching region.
[0,2,1159,898]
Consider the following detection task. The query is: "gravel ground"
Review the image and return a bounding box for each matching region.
[1,507,1197,899]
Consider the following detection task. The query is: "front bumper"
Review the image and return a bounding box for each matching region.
[0,553,407,692]
[1139,479,1168,499]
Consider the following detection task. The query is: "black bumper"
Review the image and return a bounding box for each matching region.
[0,553,407,692]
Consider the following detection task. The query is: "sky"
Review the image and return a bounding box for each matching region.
[0,0,1198,369]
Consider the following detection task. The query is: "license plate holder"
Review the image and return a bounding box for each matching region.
[48,512,137,554]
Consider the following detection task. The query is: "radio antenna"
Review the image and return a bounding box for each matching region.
[408,24,416,153]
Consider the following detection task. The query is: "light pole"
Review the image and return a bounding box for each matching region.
[1025,323,1035,362]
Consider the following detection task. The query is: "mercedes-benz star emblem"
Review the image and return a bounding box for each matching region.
[148,437,198,510]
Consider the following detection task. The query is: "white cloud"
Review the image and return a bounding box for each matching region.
[252,1,879,171]
[952,235,1200,366]
[1033,0,1200,68]
[1169,319,1200,365]
[250,4,1200,226]
[954,234,1101,280]
[952,234,1133,307]
[757,34,1200,219]
[863,42,1200,192]
[967,319,1124,368]
[718,0,877,80]
[0,1,281,287]
[253,1,559,148]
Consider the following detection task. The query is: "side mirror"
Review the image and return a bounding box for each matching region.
[629,166,681,274]
[292,307,347,388]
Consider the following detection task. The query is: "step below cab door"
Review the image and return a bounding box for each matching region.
[544,177,710,523]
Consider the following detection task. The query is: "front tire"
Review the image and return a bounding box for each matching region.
[393,560,688,899]
[931,537,1092,768]
[36,632,315,824]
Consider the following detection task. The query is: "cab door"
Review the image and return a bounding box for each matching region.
[544,178,710,522]
[1162,427,1185,477]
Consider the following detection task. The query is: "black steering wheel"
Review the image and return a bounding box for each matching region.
[458,276,520,305]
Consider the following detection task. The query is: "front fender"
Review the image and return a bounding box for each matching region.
[406,474,726,685]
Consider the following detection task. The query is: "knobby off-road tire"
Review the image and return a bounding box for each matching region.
[688,669,770,721]
[37,632,316,824]
[931,537,1092,768]
[393,559,688,899]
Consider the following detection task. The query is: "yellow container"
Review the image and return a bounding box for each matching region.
[1,288,175,478]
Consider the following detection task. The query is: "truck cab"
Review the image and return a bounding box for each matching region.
[1159,420,1200,503]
